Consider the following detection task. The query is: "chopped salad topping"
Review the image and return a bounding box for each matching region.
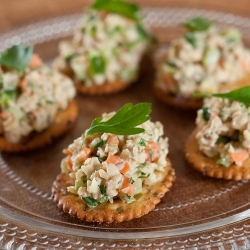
[56,2,151,87]
[196,91,250,167]
[156,16,250,97]
[61,103,169,206]
[0,44,76,143]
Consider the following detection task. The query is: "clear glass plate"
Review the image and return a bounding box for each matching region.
[1,7,250,250]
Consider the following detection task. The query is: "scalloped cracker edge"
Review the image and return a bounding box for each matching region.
[0,100,78,152]
[184,129,250,180]
[52,158,175,223]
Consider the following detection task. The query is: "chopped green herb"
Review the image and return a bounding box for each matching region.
[183,16,213,32]
[91,0,140,21]
[202,107,210,121]
[194,86,250,107]
[124,194,131,202]
[65,54,76,63]
[90,26,97,37]
[139,138,146,147]
[1,89,17,110]
[0,77,3,88]
[99,184,106,195]
[98,156,108,163]
[135,162,146,170]
[165,59,177,68]
[46,100,54,105]
[82,196,98,207]
[89,54,106,74]
[86,102,152,136]
[138,172,150,178]
[184,32,196,48]
[94,139,106,148]
[99,184,108,202]
[81,175,87,184]
[0,44,33,72]
[75,180,82,190]
[136,24,149,39]
[216,135,231,144]
[148,149,153,161]
[134,193,142,200]
[217,157,231,167]
[129,177,135,184]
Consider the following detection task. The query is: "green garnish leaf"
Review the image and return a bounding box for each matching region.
[86,102,152,136]
[65,54,76,63]
[91,0,140,21]
[135,162,146,170]
[184,32,197,48]
[202,107,210,121]
[217,157,231,167]
[82,196,98,207]
[183,16,213,32]
[194,86,250,106]
[165,59,177,68]
[0,44,33,71]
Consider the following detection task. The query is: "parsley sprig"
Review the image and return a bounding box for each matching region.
[0,44,33,72]
[194,86,250,106]
[183,16,213,32]
[91,0,140,21]
[86,103,152,136]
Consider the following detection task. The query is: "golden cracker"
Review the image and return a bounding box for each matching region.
[184,129,250,180]
[52,159,175,223]
[0,100,78,152]
[153,81,203,110]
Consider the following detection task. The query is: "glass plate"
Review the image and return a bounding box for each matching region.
[1,7,250,250]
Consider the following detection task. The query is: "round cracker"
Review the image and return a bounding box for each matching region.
[153,72,250,110]
[184,129,250,180]
[52,159,175,223]
[0,100,78,152]
[53,57,132,95]
[153,82,203,110]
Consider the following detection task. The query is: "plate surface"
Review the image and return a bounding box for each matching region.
[1,7,250,250]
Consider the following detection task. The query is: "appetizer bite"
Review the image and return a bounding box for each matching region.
[185,87,250,180]
[0,44,77,152]
[52,103,175,223]
[53,0,152,95]
[154,16,250,109]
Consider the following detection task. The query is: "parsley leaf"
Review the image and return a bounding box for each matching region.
[91,0,140,21]
[86,102,152,136]
[0,44,33,72]
[194,86,250,106]
[183,16,213,32]
[184,32,196,48]
[99,184,108,202]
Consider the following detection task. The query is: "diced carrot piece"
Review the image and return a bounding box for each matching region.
[29,54,42,68]
[145,142,160,162]
[163,75,175,86]
[241,58,249,72]
[230,150,249,164]
[120,176,129,190]
[106,154,120,165]
[66,155,73,171]
[77,148,92,162]
[18,79,28,92]
[119,176,136,196]
[62,148,72,155]
[120,161,130,175]
[107,135,119,146]
[0,111,9,119]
